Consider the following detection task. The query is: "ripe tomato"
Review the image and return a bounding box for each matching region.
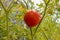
[24,10,41,27]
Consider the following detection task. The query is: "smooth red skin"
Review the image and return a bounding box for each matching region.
[24,10,41,27]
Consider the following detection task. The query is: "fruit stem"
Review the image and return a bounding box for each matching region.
[30,28,34,40]
[33,0,50,39]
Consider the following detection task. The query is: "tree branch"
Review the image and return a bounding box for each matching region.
[33,0,50,36]
[0,0,14,40]
[0,0,7,11]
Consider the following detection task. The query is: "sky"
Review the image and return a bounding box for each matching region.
[32,0,43,4]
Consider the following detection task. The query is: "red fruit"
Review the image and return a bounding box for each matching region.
[24,10,41,27]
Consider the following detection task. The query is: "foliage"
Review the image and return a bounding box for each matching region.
[0,0,60,40]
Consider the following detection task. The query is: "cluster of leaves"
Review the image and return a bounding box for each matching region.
[0,0,60,40]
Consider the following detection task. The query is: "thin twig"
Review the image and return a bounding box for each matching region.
[23,0,28,9]
[8,2,15,13]
[6,2,14,40]
[0,0,9,40]
[30,28,33,40]
[0,0,7,11]
[0,0,15,40]
[7,0,13,11]
[33,0,50,37]
[41,29,48,40]
[5,11,10,40]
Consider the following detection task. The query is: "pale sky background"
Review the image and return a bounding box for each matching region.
[32,0,43,4]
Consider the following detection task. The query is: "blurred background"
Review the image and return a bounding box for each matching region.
[0,0,60,40]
